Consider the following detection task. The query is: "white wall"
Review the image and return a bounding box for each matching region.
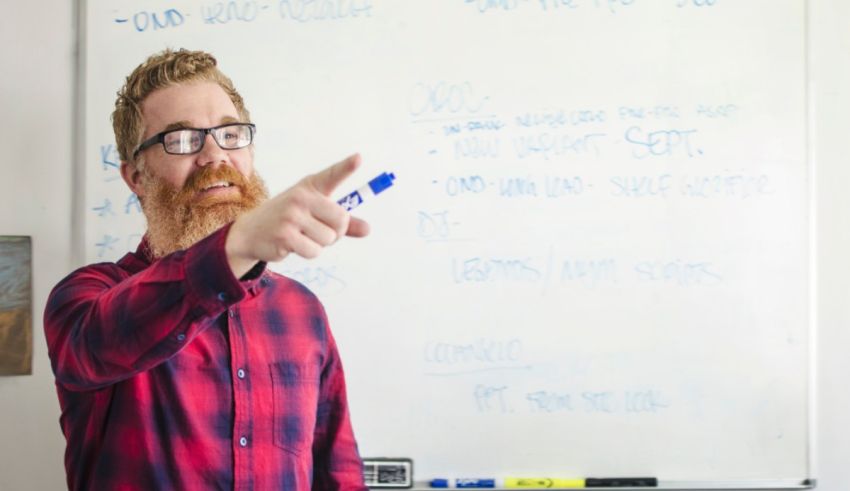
[0,0,74,489]
[0,1,847,490]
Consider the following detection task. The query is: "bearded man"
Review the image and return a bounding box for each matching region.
[44,49,369,491]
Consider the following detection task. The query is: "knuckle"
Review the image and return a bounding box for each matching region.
[286,187,310,207]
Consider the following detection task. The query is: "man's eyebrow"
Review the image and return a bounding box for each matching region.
[159,117,242,133]
[161,120,193,132]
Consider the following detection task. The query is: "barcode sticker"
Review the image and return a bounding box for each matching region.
[362,458,413,488]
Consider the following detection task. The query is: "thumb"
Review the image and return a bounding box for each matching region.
[346,216,370,238]
[310,153,361,196]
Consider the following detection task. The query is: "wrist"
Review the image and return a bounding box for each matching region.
[225,219,258,279]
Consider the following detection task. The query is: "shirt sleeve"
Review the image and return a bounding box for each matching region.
[44,224,249,392]
[311,319,368,491]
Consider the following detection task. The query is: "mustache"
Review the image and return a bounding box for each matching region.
[180,164,250,195]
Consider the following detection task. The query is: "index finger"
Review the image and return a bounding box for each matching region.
[309,153,362,196]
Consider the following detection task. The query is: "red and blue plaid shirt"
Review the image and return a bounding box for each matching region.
[44,225,367,490]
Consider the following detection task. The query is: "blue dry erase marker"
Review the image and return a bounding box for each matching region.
[430,478,497,488]
[337,172,396,211]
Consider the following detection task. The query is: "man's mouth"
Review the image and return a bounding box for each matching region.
[192,181,242,204]
[200,181,234,192]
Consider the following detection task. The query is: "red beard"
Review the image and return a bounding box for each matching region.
[140,164,269,258]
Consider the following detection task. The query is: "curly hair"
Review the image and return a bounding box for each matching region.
[112,48,251,166]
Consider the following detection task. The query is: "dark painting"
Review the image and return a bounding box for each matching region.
[0,236,32,375]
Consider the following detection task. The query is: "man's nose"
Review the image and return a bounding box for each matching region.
[196,132,228,166]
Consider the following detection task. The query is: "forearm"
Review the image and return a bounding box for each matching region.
[44,226,247,391]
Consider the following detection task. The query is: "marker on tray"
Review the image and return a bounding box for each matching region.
[337,171,396,211]
[585,477,658,487]
[428,475,659,488]
[430,478,497,488]
[504,477,585,488]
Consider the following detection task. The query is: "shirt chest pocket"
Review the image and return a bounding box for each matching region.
[270,362,320,455]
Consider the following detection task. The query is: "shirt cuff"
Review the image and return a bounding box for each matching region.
[184,223,248,315]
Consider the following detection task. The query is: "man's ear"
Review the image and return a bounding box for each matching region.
[120,161,145,197]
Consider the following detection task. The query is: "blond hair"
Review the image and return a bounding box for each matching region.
[112,48,250,165]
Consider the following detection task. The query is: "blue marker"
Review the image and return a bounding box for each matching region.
[430,478,497,488]
[337,172,396,211]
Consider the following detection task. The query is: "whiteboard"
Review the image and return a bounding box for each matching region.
[80,0,811,487]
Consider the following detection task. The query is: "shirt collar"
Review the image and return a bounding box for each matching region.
[115,235,154,275]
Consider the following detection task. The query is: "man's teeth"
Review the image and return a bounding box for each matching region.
[203,182,232,191]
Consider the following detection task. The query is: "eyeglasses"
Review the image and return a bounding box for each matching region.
[133,123,256,159]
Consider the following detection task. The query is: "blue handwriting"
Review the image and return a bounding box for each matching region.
[440,175,588,198]
[464,0,523,13]
[443,119,505,136]
[282,265,347,293]
[94,235,121,258]
[100,144,119,169]
[610,174,674,198]
[452,256,542,284]
[92,199,116,218]
[202,1,265,24]
[279,0,372,23]
[445,175,487,197]
[513,132,606,160]
[624,125,701,159]
[120,9,186,32]
[560,258,618,287]
[679,172,771,199]
[618,105,680,120]
[695,103,738,118]
[454,135,500,159]
[125,194,142,214]
[677,0,717,7]
[443,253,721,287]
[409,81,490,119]
[417,210,464,242]
[526,389,669,413]
[545,175,586,198]
[475,384,512,413]
[424,338,524,366]
[634,259,722,286]
[515,109,607,129]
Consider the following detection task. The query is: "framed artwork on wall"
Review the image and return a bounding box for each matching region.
[0,236,32,375]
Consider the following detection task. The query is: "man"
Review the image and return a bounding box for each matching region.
[44,48,369,490]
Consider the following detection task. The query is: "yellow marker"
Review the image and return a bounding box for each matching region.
[504,477,585,488]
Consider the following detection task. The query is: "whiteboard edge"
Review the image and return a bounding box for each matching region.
[804,0,818,484]
[72,0,87,268]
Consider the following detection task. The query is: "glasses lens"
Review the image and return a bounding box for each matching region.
[163,129,203,155]
[213,124,253,149]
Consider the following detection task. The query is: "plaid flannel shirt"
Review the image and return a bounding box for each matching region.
[44,225,367,490]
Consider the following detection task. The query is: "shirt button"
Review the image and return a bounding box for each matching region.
[176,333,186,342]
[239,436,248,447]
[237,368,246,379]
[217,292,227,301]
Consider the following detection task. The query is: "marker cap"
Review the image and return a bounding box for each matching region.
[368,172,396,194]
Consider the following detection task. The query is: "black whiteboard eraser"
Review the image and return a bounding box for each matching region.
[362,458,413,488]
[586,477,658,487]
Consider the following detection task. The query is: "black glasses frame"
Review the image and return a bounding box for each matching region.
[132,122,256,159]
